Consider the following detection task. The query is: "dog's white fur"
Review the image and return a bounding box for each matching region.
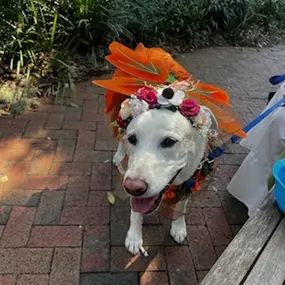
[114,107,215,254]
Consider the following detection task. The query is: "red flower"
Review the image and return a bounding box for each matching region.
[136,87,158,107]
[179,99,200,117]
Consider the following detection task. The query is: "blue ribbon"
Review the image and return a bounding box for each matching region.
[270,74,285,85]
[231,97,285,144]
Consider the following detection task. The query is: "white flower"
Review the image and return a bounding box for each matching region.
[129,98,149,117]
[119,99,132,120]
[157,87,185,106]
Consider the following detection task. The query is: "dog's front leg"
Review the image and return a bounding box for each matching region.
[125,209,143,255]
[170,199,188,243]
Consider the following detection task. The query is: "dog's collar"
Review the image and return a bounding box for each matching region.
[162,145,224,201]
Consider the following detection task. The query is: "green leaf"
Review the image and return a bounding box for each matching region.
[166,73,177,83]
[109,120,118,128]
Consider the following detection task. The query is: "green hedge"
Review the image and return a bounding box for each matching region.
[0,0,285,105]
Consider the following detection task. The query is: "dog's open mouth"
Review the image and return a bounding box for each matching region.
[131,193,162,214]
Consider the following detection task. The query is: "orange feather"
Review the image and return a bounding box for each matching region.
[93,77,147,96]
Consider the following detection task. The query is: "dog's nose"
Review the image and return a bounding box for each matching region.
[123,178,147,196]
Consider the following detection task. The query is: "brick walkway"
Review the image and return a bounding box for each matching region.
[0,45,285,285]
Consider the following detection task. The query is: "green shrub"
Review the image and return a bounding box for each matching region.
[0,0,285,109]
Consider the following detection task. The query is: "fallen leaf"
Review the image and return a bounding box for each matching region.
[69,103,79,108]
[0,175,8,183]
[107,192,115,205]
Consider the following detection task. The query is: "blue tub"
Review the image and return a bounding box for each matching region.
[273,159,285,213]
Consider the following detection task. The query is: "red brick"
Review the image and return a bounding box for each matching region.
[90,162,111,190]
[65,185,89,207]
[215,245,227,257]
[203,207,233,246]
[0,275,16,285]
[17,274,49,285]
[95,140,117,151]
[17,112,49,121]
[50,163,91,176]
[143,226,178,246]
[187,225,217,270]
[192,191,221,207]
[215,165,239,178]
[82,100,98,115]
[45,114,65,129]
[68,176,90,189]
[0,207,36,247]
[50,248,81,285]
[35,190,65,225]
[87,191,109,207]
[96,123,113,140]
[111,247,166,272]
[24,130,77,139]
[185,207,205,225]
[0,162,30,189]
[111,206,129,224]
[0,206,12,225]
[0,147,34,161]
[83,225,109,248]
[28,226,82,247]
[76,131,95,150]
[61,206,109,225]
[140,272,169,285]
[166,247,198,285]
[98,96,105,114]
[0,248,53,274]
[65,107,82,121]
[28,150,54,175]
[38,105,66,114]
[24,120,46,136]
[0,189,41,206]
[1,139,57,150]
[81,246,109,272]
[82,113,105,122]
[1,128,23,143]
[54,139,76,162]
[22,175,68,190]
[0,118,28,129]
[196,271,209,283]
[62,121,96,130]
[74,150,111,162]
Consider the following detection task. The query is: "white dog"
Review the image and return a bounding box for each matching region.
[113,106,217,254]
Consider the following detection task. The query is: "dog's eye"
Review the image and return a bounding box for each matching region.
[128,134,137,145]
[161,138,177,148]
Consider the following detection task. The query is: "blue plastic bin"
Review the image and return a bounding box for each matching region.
[273,159,285,213]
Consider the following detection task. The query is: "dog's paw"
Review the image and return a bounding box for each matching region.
[125,230,143,255]
[170,224,187,244]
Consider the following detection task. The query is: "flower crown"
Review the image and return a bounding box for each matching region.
[114,81,207,133]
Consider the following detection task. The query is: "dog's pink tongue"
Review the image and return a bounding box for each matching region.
[131,195,159,214]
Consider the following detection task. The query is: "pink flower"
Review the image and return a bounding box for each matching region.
[179,99,200,117]
[136,87,158,107]
[116,114,126,129]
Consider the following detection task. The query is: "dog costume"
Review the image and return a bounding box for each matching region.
[93,41,247,219]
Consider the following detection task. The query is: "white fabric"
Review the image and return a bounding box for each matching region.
[227,83,285,217]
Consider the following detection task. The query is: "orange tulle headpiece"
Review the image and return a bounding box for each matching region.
[93,41,246,139]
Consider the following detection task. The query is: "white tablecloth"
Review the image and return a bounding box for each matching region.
[227,83,285,217]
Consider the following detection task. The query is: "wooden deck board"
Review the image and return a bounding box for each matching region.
[243,216,285,285]
[200,197,282,285]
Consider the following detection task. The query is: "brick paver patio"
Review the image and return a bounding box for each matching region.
[0,45,285,284]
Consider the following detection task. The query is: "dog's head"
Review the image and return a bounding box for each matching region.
[116,106,217,215]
